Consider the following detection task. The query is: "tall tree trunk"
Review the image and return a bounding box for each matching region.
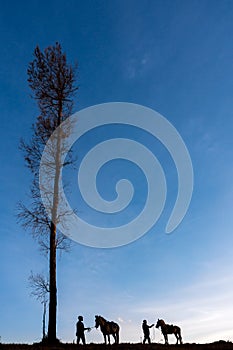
[47,109,62,343]
[48,221,57,342]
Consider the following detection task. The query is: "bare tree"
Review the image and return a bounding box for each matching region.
[18,43,78,344]
[29,272,49,340]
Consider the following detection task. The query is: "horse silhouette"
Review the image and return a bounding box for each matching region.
[156,319,182,344]
[95,315,120,344]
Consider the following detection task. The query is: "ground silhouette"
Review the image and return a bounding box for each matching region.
[1,341,233,350]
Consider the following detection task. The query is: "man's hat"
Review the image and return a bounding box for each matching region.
[143,320,147,323]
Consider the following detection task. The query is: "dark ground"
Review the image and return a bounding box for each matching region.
[1,342,233,350]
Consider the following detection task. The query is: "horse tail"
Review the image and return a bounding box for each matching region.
[112,323,119,344]
[176,326,182,344]
[179,328,183,343]
[116,326,120,344]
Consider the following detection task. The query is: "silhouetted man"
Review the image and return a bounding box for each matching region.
[76,315,90,344]
[142,320,154,344]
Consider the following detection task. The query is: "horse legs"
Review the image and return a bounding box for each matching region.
[164,333,168,345]
[179,332,183,344]
[113,332,118,344]
[175,331,183,344]
[112,333,116,344]
[107,334,110,345]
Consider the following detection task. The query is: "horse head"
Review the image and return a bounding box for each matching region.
[95,315,106,329]
[95,315,100,329]
[156,319,165,328]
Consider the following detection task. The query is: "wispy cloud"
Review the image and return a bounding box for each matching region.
[130,274,233,343]
[57,272,233,344]
[124,54,151,80]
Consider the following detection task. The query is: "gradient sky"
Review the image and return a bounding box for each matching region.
[1,0,233,345]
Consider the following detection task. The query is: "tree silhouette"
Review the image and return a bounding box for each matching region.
[18,43,78,344]
[28,272,49,340]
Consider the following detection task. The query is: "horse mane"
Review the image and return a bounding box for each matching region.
[96,315,106,321]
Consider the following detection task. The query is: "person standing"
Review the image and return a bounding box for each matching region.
[76,316,90,344]
[142,319,154,344]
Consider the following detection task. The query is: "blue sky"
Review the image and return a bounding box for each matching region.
[1,0,233,344]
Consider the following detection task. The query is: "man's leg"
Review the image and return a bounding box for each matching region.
[81,334,86,345]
